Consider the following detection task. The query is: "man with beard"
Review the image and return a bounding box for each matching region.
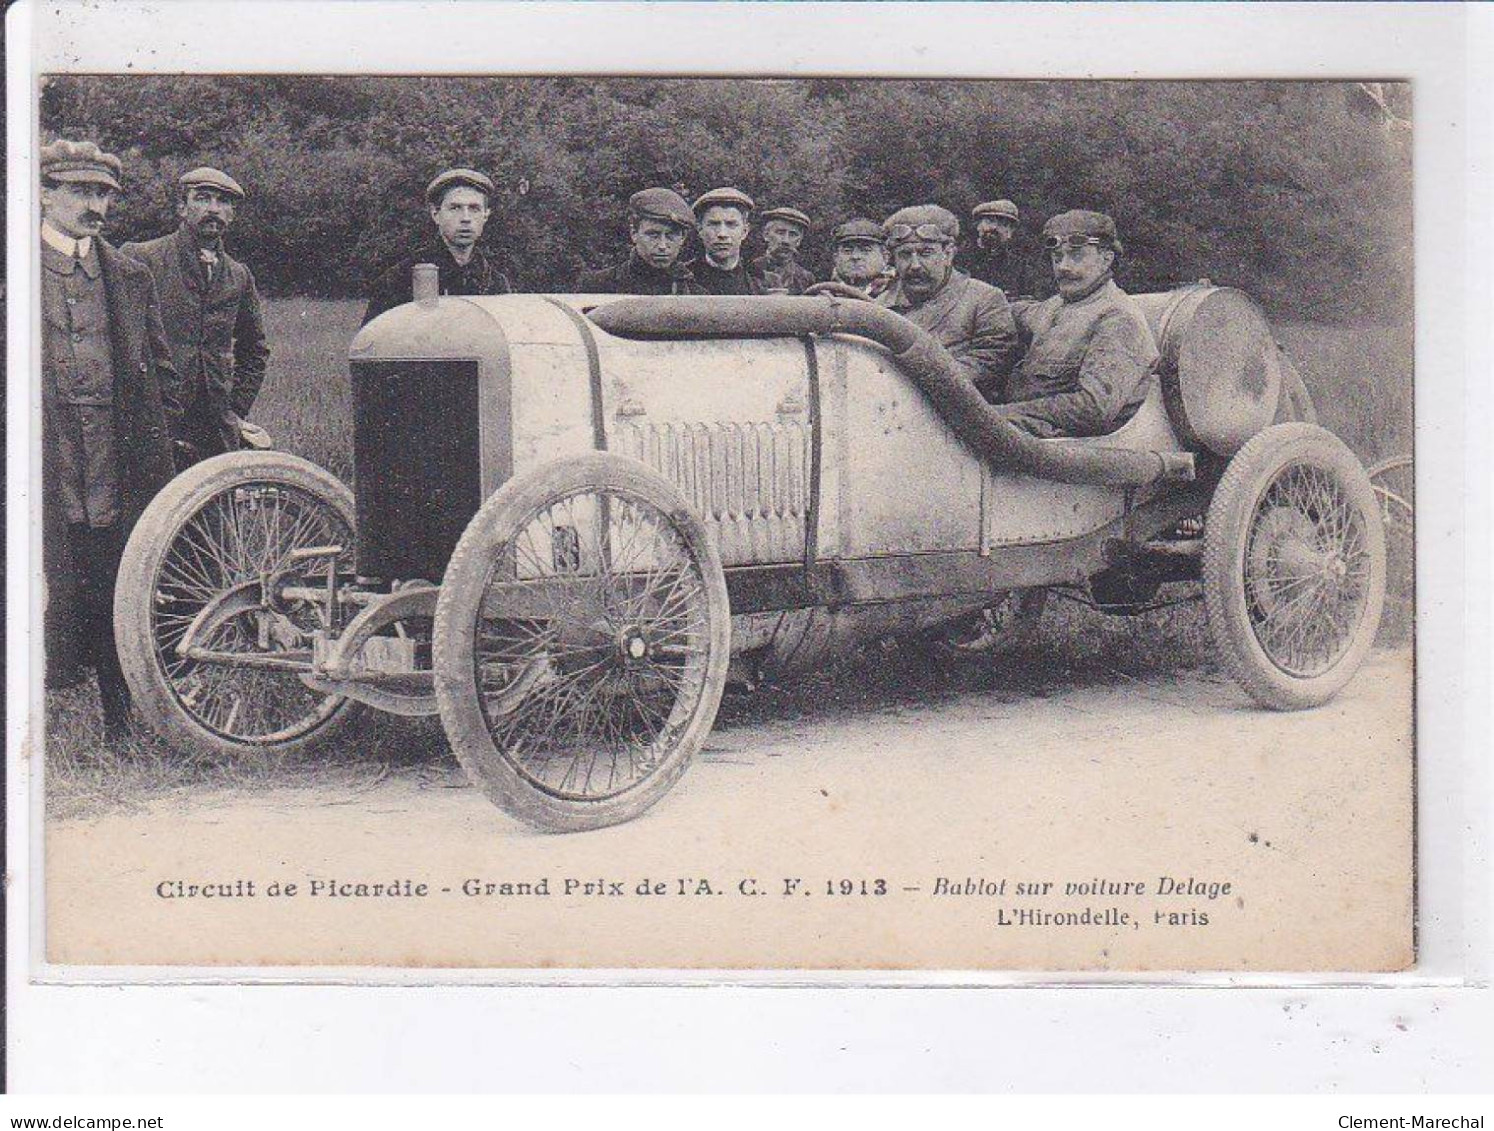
[994,210,1157,438]
[574,187,702,294]
[690,187,760,296]
[363,167,512,325]
[969,199,1042,299]
[750,206,816,295]
[40,139,181,738]
[122,167,270,466]
[876,204,1019,396]
[828,218,893,298]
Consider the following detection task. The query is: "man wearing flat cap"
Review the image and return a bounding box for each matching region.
[750,206,816,296]
[574,188,702,295]
[122,166,270,466]
[39,139,182,738]
[876,204,1020,395]
[970,198,1043,300]
[994,209,1157,438]
[691,187,760,296]
[363,167,512,326]
[829,218,893,298]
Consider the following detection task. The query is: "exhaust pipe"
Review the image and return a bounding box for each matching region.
[587,296,1193,487]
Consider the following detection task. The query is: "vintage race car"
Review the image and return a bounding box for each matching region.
[114,279,1385,831]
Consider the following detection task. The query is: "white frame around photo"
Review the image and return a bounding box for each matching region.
[5,0,1490,1092]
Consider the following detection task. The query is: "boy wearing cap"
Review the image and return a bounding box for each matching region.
[994,209,1158,438]
[690,188,761,296]
[876,204,1020,396]
[750,206,815,296]
[574,188,702,295]
[362,167,512,326]
[39,139,181,737]
[122,166,270,465]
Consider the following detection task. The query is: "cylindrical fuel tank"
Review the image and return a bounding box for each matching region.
[1131,283,1284,457]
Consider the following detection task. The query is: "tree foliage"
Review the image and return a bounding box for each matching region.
[39,76,1411,321]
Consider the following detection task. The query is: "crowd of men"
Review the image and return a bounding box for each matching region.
[39,139,1160,739]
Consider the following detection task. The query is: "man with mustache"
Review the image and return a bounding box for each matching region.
[40,139,181,739]
[750,206,816,295]
[122,167,270,466]
[994,210,1157,438]
[876,204,1020,394]
[690,187,761,296]
[574,187,702,295]
[969,198,1043,300]
[363,167,512,326]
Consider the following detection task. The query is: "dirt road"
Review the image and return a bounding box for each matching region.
[44,650,1413,972]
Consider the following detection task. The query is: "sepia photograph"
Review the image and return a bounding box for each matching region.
[25,69,1418,973]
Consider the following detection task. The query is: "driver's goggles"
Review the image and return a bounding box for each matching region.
[886,223,954,244]
[1044,234,1107,251]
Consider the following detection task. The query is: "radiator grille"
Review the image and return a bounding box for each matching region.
[617,419,809,564]
[352,359,482,582]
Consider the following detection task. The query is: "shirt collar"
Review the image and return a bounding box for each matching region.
[41,221,91,261]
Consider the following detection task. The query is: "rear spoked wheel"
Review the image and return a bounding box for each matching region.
[434,454,730,832]
[1367,455,1413,645]
[1203,424,1385,709]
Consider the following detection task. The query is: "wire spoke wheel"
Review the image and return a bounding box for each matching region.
[1243,465,1373,677]
[1367,455,1413,644]
[116,452,361,759]
[435,454,729,832]
[1202,424,1385,710]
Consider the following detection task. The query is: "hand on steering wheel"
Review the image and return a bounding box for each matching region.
[803,280,874,301]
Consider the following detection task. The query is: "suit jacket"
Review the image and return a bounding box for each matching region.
[750,254,816,295]
[42,238,181,674]
[878,269,1020,394]
[120,226,269,453]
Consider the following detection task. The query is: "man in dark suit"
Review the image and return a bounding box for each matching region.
[690,187,761,296]
[40,139,181,738]
[362,167,512,326]
[574,187,702,294]
[750,206,816,295]
[121,166,270,466]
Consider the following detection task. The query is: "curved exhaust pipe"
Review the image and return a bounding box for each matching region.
[587,296,1193,487]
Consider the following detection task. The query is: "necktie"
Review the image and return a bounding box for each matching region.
[200,248,219,285]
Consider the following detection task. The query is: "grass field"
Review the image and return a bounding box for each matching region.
[42,298,1414,816]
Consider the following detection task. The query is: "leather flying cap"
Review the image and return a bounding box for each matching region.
[1042,209,1121,253]
[883,204,960,246]
[426,167,496,204]
[628,187,696,230]
[759,206,811,231]
[972,199,1020,222]
[691,186,755,217]
[179,166,245,200]
[40,138,123,192]
[833,218,884,246]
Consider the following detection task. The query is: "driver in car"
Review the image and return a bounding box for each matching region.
[876,204,1020,395]
[992,210,1158,438]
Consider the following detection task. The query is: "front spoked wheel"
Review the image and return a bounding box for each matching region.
[114,451,362,760]
[433,454,730,832]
